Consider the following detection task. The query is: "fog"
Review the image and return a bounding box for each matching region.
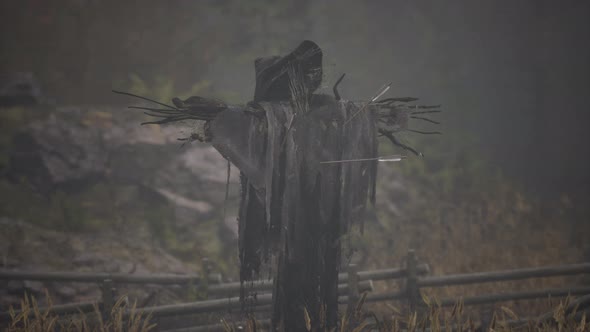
[3,0,588,197]
[1,0,589,329]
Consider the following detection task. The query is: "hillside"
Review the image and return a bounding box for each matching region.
[0,103,588,317]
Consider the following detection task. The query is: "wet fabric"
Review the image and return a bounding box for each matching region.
[253,40,323,102]
[208,39,378,331]
[211,95,378,330]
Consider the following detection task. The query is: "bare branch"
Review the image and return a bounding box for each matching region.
[411,110,442,115]
[377,97,418,103]
[333,73,346,101]
[410,116,440,125]
[128,106,183,114]
[112,90,177,110]
[407,129,442,135]
[140,116,195,125]
[379,130,423,157]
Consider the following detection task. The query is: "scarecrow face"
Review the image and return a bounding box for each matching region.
[254,40,323,102]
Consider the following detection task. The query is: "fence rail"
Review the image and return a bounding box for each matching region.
[207,264,429,295]
[417,262,590,288]
[436,286,590,307]
[0,270,222,285]
[339,263,430,282]
[1,250,589,331]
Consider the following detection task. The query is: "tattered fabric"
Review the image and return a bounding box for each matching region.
[210,94,378,330]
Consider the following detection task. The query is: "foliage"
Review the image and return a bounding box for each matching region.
[362,296,589,332]
[126,73,213,107]
[0,107,46,170]
[360,133,590,317]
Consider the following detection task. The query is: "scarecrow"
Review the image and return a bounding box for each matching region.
[115,40,440,331]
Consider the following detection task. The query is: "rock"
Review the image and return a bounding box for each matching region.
[4,280,25,295]
[222,214,239,240]
[0,218,200,308]
[0,295,22,311]
[4,105,239,232]
[75,289,102,303]
[156,188,213,214]
[179,146,240,184]
[23,280,44,294]
[0,72,43,107]
[59,282,96,296]
[72,253,103,267]
[54,285,77,299]
[0,104,250,308]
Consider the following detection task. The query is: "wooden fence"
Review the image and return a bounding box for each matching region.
[1,249,589,331]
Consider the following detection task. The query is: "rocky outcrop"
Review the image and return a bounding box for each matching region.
[0,104,242,308]
[0,218,194,309]
[4,104,239,235]
[0,103,413,310]
[0,72,44,107]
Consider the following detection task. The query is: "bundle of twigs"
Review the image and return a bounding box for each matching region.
[112,90,228,125]
[373,97,442,156]
[333,76,442,156]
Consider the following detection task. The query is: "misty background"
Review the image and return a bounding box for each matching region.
[0,0,589,316]
[2,0,589,197]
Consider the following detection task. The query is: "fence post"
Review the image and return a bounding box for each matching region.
[347,263,359,315]
[406,249,418,314]
[200,257,211,299]
[101,278,114,320]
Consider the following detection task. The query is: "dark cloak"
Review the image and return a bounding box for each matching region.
[253,40,322,102]
[119,38,438,331]
[208,41,378,330]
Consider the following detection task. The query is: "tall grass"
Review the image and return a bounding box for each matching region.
[5,292,588,331]
[6,292,155,332]
[265,294,587,331]
[362,135,590,318]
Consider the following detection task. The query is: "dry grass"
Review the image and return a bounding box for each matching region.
[5,293,589,331]
[214,294,589,331]
[5,292,155,332]
[360,138,590,318]
[365,295,589,332]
